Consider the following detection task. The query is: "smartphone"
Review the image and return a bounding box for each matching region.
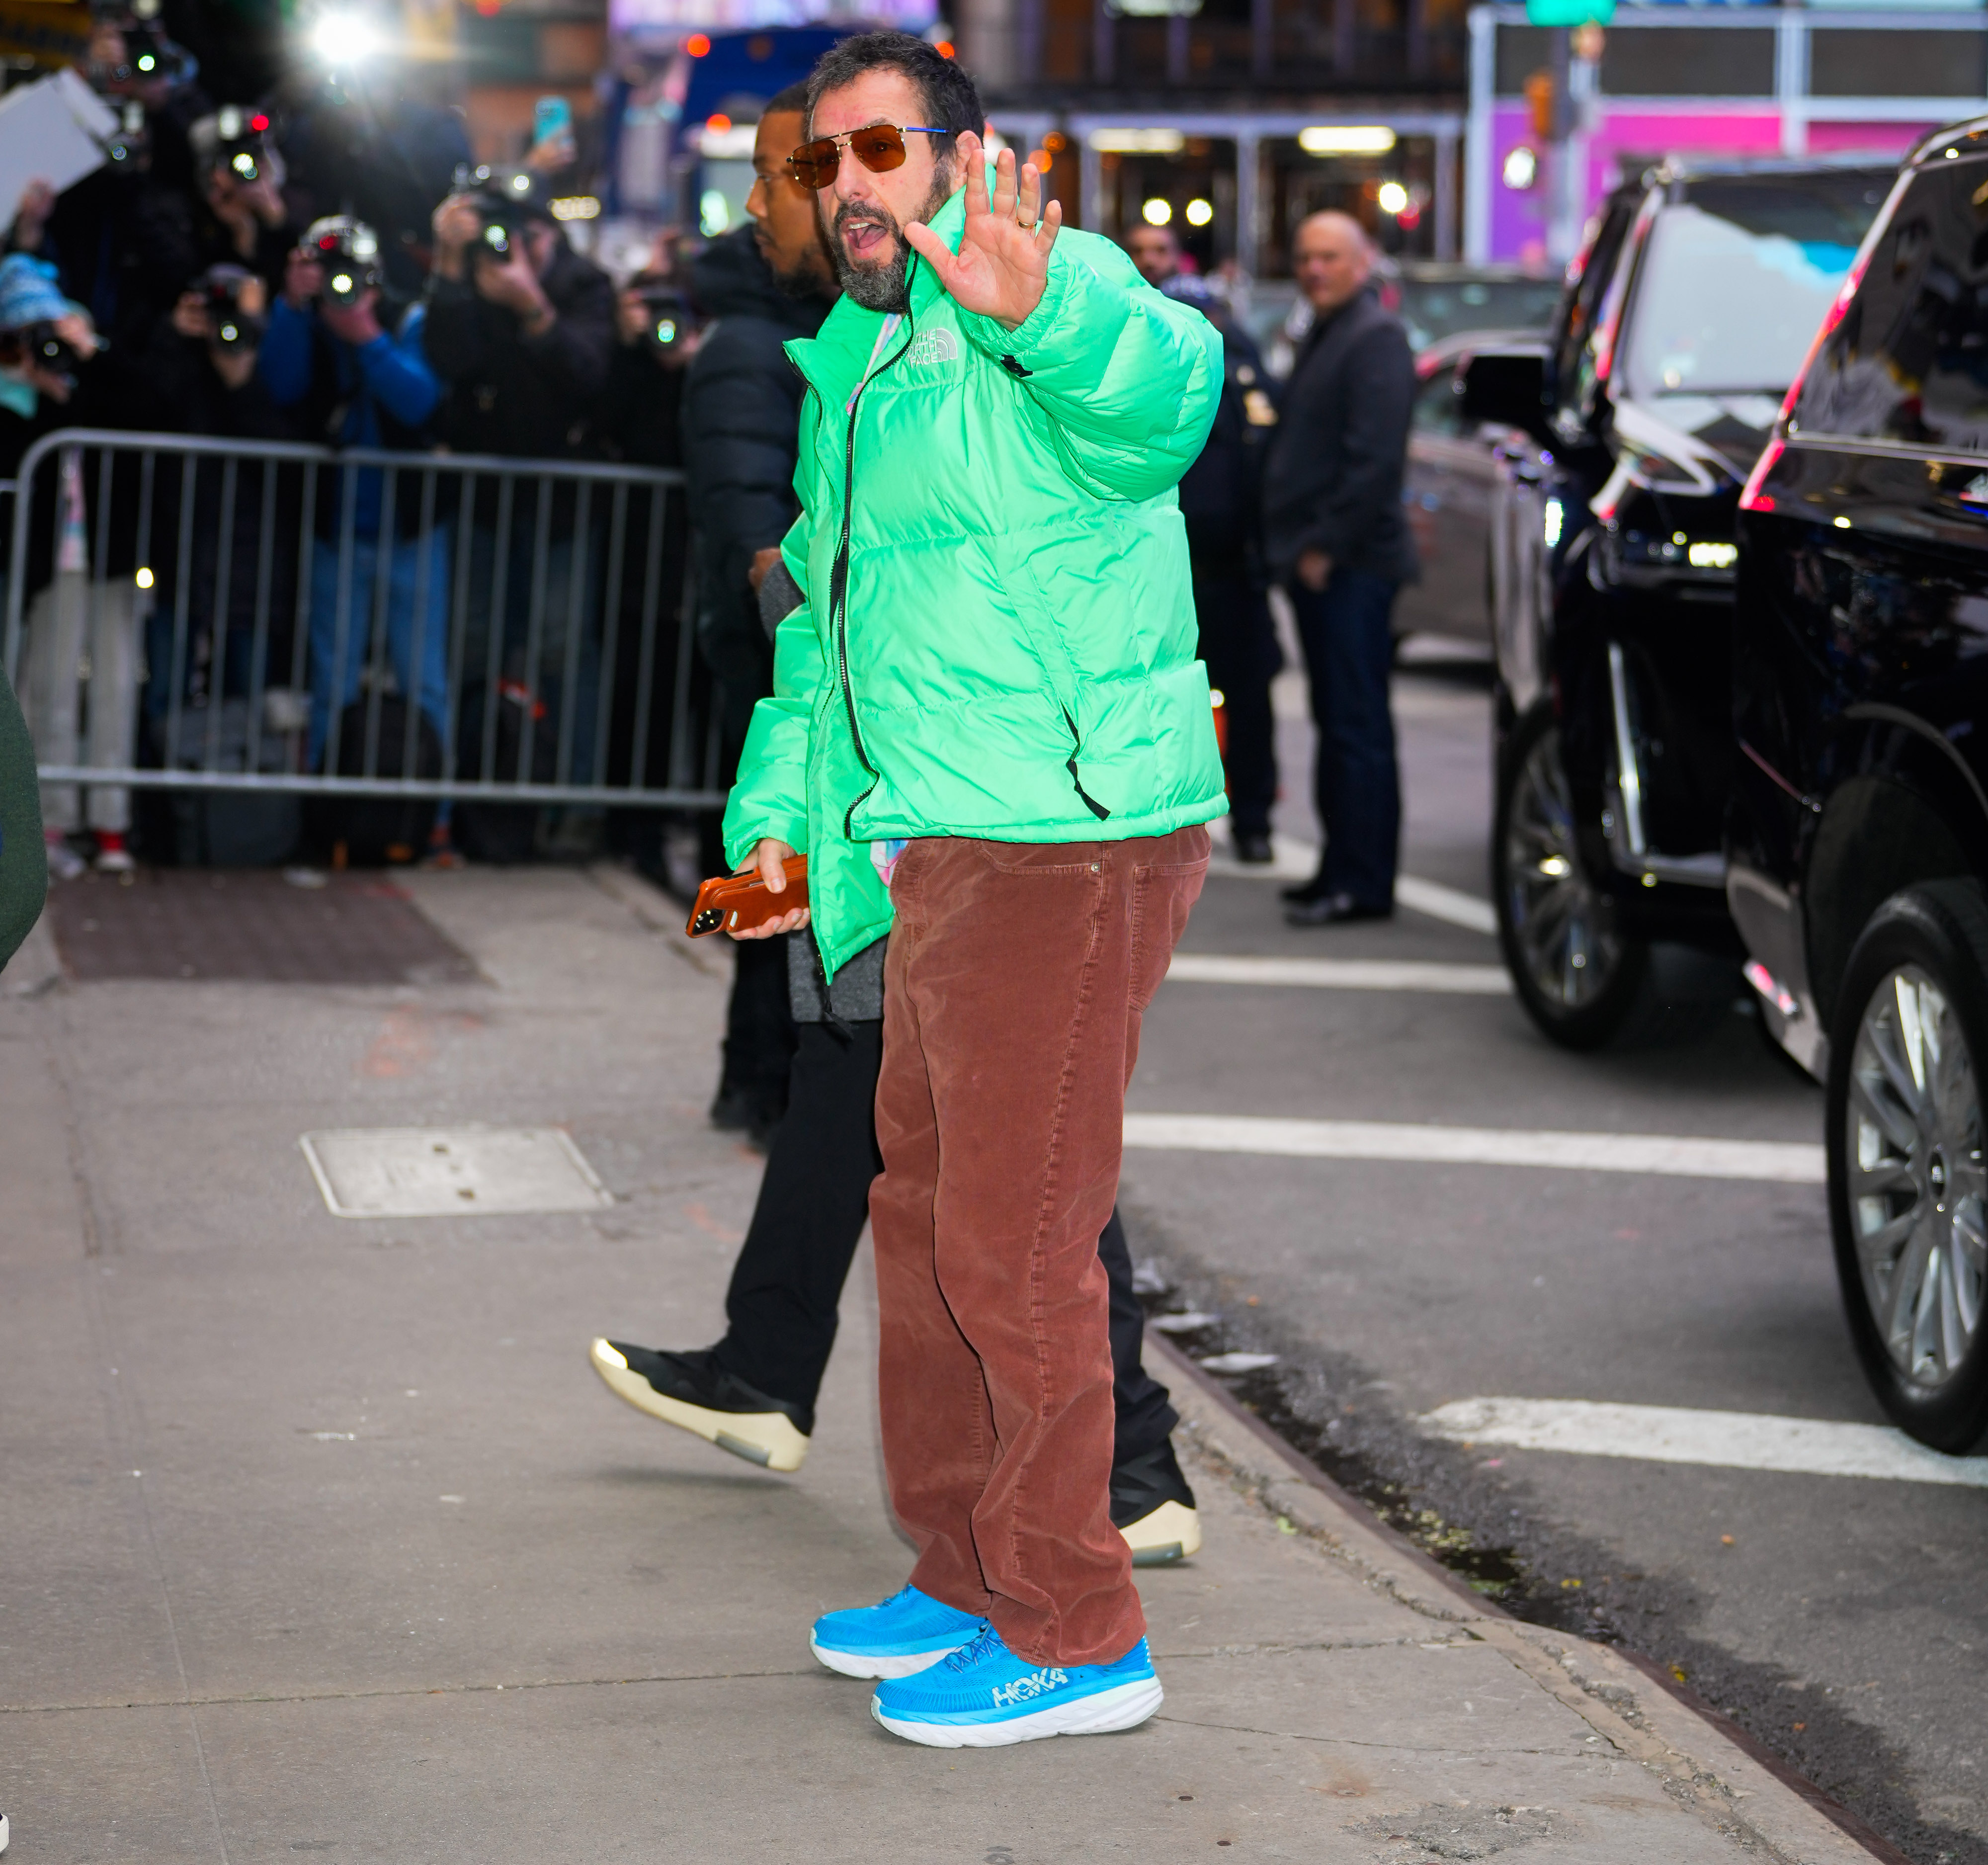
[686,856,809,938]
[534,96,574,147]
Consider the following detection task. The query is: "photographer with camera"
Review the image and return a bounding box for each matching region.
[185,106,294,289]
[0,256,141,876]
[426,170,614,801]
[259,216,449,779]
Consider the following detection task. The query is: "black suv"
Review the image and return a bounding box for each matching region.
[1734,120,1988,1451]
[1471,159,1893,1048]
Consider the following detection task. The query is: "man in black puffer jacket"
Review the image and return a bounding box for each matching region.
[682,83,838,1142]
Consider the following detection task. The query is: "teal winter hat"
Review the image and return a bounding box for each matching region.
[0,254,75,332]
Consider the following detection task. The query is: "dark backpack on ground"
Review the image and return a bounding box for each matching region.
[307,695,441,865]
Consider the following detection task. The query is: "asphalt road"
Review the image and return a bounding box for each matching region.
[1121,628,1988,1865]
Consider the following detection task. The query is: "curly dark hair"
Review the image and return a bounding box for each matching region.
[803,31,983,169]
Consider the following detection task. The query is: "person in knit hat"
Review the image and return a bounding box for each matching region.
[0,254,139,879]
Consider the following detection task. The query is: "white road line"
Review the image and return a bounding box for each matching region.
[1121,1112,1824,1183]
[1210,833,1498,936]
[1165,954,1510,995]
[1420,1397,1988,1488]
[1394,875,1498,936]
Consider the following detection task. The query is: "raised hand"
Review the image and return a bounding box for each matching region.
[904,130,1061,333]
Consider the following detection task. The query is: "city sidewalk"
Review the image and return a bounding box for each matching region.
[1,865,1880,1864]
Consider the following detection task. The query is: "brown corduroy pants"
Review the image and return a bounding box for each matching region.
[869,826,1210,1666]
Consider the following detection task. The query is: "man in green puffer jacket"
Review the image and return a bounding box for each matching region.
[720,32,1224,1747]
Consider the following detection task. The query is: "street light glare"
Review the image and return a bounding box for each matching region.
[1185,197,1213,226]
[1377,180,1409,215]
[1141,197,1172,226]
[312,10,379,66]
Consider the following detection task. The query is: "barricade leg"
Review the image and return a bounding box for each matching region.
[306,533,380,771]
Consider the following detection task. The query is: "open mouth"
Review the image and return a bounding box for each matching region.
[836,205,896,264]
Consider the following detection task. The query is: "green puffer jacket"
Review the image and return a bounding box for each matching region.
[722,179,1228,980]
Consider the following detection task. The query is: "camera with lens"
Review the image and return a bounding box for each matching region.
[0,323,85,393]
[195,263,264,351]
[213,104,273,185]
[454,164,543,261]
[302,215,382,308]
[106,100,148,166]
[96,0,196,90]
[634,283,693,357]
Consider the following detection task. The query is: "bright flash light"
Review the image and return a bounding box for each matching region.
[1141,197,1172,226]
[135,567,154,590]
[1298,125,1395,156]
[1502,145,1538,190]
[699,188,729,236]
[331,271,353,292]
[232,153,255,175]
[219,323,239,341]
[1184,197,1213,227]
[1687,540,1738,569]
[1543,498,1564,548]
[655,318,676,344]
[550,195,600,221]
[1538,854,1571,878]
[312,10,379,65]
[1377,180,1409,215]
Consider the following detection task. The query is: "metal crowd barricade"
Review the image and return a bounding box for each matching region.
[0,428,724,813]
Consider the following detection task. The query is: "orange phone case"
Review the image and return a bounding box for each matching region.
[685,856,810,937]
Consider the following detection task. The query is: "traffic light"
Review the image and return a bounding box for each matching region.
[1525,71,1555,142]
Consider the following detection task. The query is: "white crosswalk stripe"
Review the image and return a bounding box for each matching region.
[1121,1112,1824,1183]
[1420,1397,1988,1487]
[1165,954,1510,994]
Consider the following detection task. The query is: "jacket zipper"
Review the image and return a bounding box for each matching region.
[830,291,915,838]
[1062,706,1112,821]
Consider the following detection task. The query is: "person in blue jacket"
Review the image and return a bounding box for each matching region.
[258,215,450,775]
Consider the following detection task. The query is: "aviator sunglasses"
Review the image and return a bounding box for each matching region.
[787,122,946,190]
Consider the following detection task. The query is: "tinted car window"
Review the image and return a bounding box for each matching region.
[1399,276,1563,351]
[1618,172,1885,401]
[1551,198,1637,419]
[1412,366,1468,437]
[1793,158,1988,449]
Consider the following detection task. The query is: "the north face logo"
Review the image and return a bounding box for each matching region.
[904,327,960,368]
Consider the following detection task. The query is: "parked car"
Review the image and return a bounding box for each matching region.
[1469,157,1894,1049]
[1398,332,1549,645]
[1251,262,1561,379]
[1732,119,1988,1451]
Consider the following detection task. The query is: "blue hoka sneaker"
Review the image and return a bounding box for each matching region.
[810,1585,989,1680]
[870,1626,1163,1748]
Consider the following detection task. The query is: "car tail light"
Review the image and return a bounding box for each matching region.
[1739,437,1784,514]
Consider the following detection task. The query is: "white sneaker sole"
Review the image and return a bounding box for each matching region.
[871,1677,1163,1748]
[1119,1499,1202,1566]
[588,1339,810,1473]
[810,1637,972,1680]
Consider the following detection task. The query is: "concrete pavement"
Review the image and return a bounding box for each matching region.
[1,863,1883,1863]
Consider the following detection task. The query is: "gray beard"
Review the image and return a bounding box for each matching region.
[829,168,951,313]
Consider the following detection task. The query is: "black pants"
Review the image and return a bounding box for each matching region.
[1193,558,1280,839]
[718,933,797,1113]
[712,1019,1178,1468]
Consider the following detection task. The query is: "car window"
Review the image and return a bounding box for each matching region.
[1412,365,1468,437]
[1618,173,1884,402]
[1792,158,1988,450]
[1399,277,1564,351]
[1551,199,1637,421]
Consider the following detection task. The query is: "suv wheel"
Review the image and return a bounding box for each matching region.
[1493,701,1647,1050]
[1827,882,1988,1451]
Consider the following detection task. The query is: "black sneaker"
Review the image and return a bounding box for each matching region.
[589,1340,813,1471]
[1111,1441,1202,1566]
[709,1086,757,1132]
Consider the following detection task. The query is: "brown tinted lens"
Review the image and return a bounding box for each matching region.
[848,125,908,174]
[788,138,837,188]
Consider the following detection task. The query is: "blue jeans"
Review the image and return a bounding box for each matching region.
[1291,567,1401,908]
[307,529,453,772]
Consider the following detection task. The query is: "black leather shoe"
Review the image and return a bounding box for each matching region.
[1285,892,1394,927]
[1233,830,1275,865]
[1280,871,1332,904]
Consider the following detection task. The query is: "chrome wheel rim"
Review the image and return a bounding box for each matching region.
[1503,724,1625,1012]
[1846,966,1988,1393]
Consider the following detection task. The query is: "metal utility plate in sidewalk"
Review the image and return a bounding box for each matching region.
[300,1127,613,1218]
